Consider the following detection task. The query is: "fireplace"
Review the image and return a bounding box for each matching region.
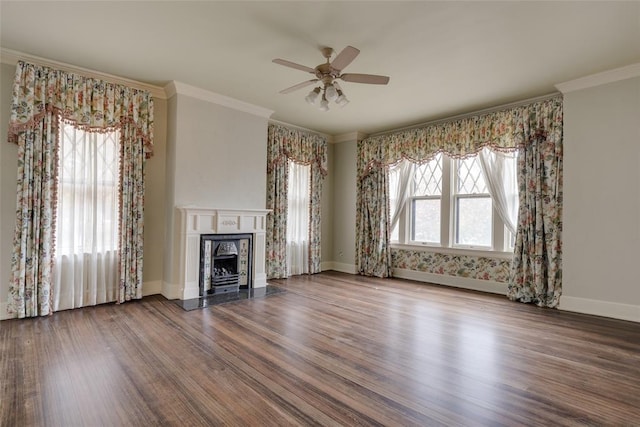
[200,233,252,295]
[173,207,270,301]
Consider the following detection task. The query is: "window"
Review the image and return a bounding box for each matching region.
[56,120,121,255]
[390,149,517,253]
[286,160,310,275]
[410,154,442,244]
[54,119,121,309]
[453,156,491,247]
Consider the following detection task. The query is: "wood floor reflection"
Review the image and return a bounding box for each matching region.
[2,271,639,426]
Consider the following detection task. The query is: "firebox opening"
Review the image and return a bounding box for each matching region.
[199,233,253,296]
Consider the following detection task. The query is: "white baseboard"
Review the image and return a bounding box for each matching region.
[393,268,507,295]
[320,261,333,272]
[162,281,181,300]
[142,280,162,297]
[559,296,640,323]
[323,262,357,275]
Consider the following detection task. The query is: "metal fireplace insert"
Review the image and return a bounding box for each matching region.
[199,233,253,296]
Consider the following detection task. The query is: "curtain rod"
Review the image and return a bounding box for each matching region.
[368,92,561,138]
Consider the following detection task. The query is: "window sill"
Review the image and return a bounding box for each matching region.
[390,243,514,260]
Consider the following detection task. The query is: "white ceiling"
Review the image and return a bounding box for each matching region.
[1,1,639,136]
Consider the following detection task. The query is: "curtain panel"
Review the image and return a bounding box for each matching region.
[356,167,392,277]
[8,113,59,317]
[356,96,563,307]
[266,123,327,279]
[7,61,154,317]
[508,135,563,307]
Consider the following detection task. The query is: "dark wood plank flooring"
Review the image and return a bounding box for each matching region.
[2,271,639,426]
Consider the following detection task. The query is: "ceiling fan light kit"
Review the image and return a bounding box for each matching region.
[273,45,389,111]
[305,87,321,104]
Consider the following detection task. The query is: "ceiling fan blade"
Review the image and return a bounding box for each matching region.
[272,58,316,74]
[331,46,360,71]
[279,79,318,94]
[340,73,390,85]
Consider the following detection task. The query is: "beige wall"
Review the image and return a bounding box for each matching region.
[561,76,640,321]
[143,97,167,286]
[331,138,358,272]
[170,94,268,209]
[320,142,334,264]
[1,63,18,316]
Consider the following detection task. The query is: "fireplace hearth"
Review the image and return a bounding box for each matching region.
[200,233,252,296]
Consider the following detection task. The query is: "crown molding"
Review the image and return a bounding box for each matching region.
[165,81,273,119]
[0,48,167,99]
[333,131,368,144]
[555,63,640,94]
[268,119,332,142]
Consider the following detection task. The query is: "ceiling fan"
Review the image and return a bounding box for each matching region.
[272,46,390,111]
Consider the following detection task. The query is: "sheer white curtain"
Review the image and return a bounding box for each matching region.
[53,121,121,310]
[388,160,414,240]
[479,147,518,235]
[286,160,310,276]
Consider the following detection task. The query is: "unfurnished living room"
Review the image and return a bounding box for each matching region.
[1,1,639,426]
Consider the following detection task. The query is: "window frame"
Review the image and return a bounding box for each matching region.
[451,156,493,250]
[391,152,514,255]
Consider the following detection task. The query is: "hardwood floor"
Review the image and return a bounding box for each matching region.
[2,271,639,426]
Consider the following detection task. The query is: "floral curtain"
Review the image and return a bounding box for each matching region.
[356,95,563,306]
[356,167,392,277]
[358,97,562,179]
[8,112,59,317]
[508,132,563,307]
[266,123,327,279]
[7,61,154,317]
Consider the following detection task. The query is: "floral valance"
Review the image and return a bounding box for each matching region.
[267,123,327,175]
[358,95,562,179]
[8,61,154,158]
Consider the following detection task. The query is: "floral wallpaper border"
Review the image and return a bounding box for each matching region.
[392,248,511,283]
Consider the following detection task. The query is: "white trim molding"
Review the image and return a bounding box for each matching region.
[555,63,640,93]
[0,48,167,99]
[559,296,640,323]
[162,281,181,301]
[393,268,507,295]
[268,119,332,142]
[333,131,368,144]
[165,81,274,118]
[323,262,357,275]
[142,280,163,297]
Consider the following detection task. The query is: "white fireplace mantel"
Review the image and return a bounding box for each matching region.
[176,207,271,300]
